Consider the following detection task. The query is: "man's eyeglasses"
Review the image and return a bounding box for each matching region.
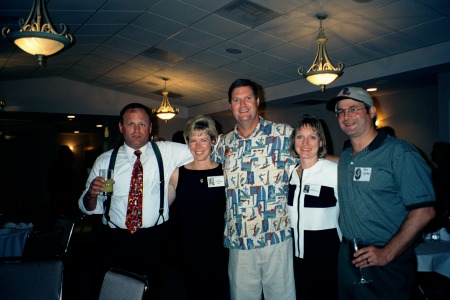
[335,106,366,118]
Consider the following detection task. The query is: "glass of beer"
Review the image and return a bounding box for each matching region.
[99,169,114,196]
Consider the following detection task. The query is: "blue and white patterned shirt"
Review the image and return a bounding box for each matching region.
[212,117,296,250]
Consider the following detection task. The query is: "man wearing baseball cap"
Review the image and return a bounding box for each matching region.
[327,87,435,299]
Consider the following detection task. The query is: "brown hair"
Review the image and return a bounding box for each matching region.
[289,114,328,158]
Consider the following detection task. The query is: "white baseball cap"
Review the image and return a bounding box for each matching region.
[326,87,373,111]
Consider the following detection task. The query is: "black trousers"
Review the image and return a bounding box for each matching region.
[293,229,340,300]
[97,223,168,300]
[338,240,416,300]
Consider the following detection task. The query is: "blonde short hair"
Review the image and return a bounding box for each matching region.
[184,115,218,144]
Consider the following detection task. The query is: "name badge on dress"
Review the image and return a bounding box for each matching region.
[207,175,225,187]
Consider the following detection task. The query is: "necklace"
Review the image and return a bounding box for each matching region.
[186,162,217,183]
[196,169,206,184]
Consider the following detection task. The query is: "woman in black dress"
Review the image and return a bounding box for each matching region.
[168,115,229,300]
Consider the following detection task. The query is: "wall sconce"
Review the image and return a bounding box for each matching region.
[2,0,73,66]
[152,78,179,123]
[298,13,344,91]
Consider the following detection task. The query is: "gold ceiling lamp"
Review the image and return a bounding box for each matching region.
[2,0,73,66]
[298,13,344,92]
[152,78,179,123]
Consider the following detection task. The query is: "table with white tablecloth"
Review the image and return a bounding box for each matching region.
[0,226,33,257]
[415,227,450,279]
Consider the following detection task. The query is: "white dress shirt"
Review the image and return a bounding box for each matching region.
[79,141,192,228]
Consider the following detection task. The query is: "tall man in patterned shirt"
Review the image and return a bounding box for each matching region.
[212,79,296,300]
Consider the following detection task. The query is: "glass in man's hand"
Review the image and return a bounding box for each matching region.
[99,169,114,196]
[348,238,373,285]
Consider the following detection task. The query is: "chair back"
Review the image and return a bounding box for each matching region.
[22,227,65,258]
[54,216,75,253]
[98,268,148,300]
[0,258,64,300]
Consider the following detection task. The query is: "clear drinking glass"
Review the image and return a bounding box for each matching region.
[99,169,114,196]
[348,238,373,285]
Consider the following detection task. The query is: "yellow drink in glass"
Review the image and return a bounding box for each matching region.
[104,179,114,193]
[100,169,114,195]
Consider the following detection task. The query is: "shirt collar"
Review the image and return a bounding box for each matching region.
[232,116,263,138]
[343,129,388,153]
[123,142,150,160]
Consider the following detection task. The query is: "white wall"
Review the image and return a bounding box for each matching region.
[158,85,442,164]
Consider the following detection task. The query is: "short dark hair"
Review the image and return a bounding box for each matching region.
[228,79,259,103]
[119,103,152,124]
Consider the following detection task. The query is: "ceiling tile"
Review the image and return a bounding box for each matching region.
[190,51,236,67]
[368,0,443,31]
[222,61,267,76]
[1,0,450,118]
[86,11,143,25]
[192,14,250,39]
[132,12,186,36]
[173,28,225,48]
[230,30,285,51]
[402,17,450,44]
[242,52,290,69]
[103,36,149,55]
[265,42,310,63]
[361,32,427,56]
[149,0,209,25]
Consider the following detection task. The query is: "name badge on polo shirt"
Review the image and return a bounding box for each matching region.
[303,183,320,197]
[353,167,371,182]
[207,175,225,187]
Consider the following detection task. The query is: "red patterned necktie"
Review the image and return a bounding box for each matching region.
[126,150,143,233]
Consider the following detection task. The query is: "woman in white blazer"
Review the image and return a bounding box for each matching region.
[287,114,341,300]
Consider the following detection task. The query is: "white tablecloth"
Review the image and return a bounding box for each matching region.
[415,238,450,278]
[0,227,33,257]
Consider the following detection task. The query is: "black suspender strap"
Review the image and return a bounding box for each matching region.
[104,143,165,226]
[151,142,165,226]
[104,146,119,222]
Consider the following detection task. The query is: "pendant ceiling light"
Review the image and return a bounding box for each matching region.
[152,78,179,123]
[2,0,73,66]
[298,13,344,92]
